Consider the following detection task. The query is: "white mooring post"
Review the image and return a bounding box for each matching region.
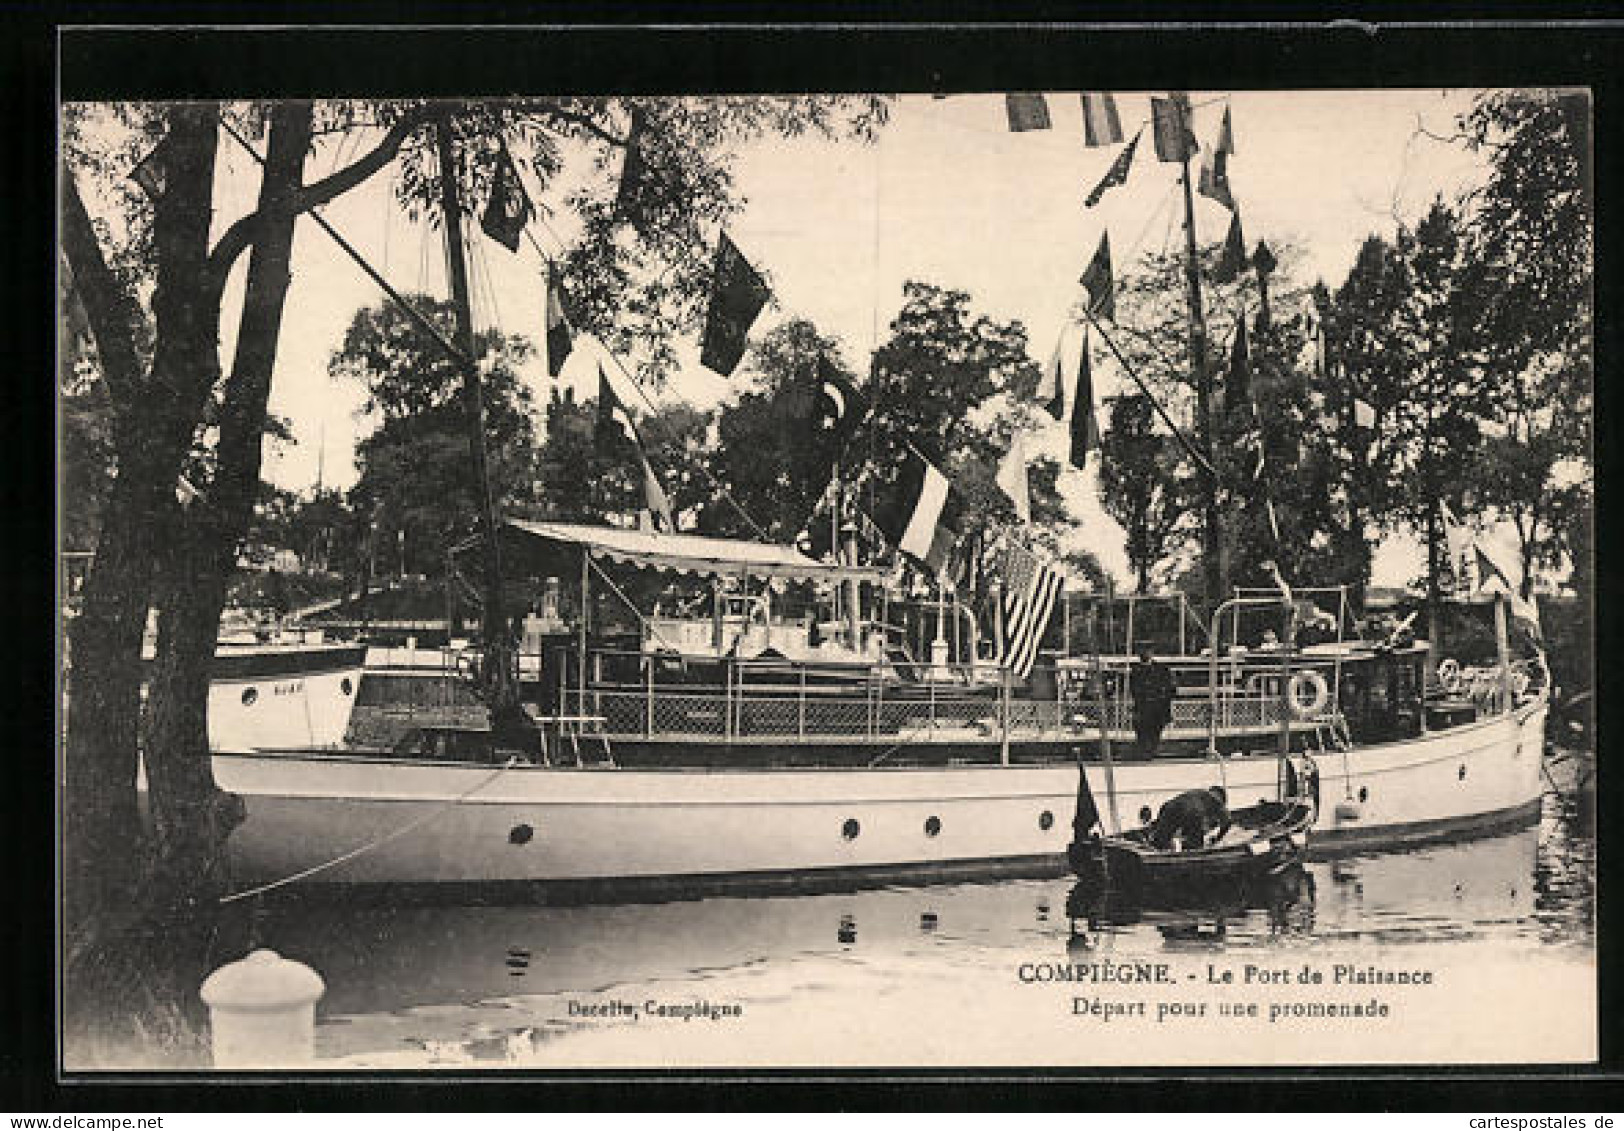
[200,949,326,1068]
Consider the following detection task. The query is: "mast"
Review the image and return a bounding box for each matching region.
[842,519,862,652]
[434,114,520,722]
[1177,138,1226,605]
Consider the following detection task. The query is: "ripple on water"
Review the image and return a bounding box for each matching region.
[274,797,1593,1067]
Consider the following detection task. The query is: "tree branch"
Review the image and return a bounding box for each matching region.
[61,174,145,413]
[533,104,630,149]
[204,108,431,297]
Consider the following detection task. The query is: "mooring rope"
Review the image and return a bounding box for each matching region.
[217,756,521,904]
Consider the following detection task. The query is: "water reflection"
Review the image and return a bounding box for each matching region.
[235,785,1593,1065]
[1064,864,1317,954]
[1533,790,1596,946]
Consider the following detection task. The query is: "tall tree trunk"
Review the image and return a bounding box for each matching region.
[63,106,224,946]
[144,102,314,904]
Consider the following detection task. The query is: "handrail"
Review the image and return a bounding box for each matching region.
[1208,594,1297,757]
[586,681,1332,744]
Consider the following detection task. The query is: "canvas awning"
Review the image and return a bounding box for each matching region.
[484,519,889,585]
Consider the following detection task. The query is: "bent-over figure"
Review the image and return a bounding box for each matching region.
[1147,785,1231,850]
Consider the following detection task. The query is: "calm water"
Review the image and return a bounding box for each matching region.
[249,769,1596,1068]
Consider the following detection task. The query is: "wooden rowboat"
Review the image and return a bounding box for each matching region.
[1067,755,1319,905]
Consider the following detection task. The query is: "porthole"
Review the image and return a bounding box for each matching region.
[1038,810,1055,831]
[841,818,861,841]
[340,677,354,696]
[240,687,258,706]
[924,815,942,838]
[509,823,534,845]
[1358,786,1369,803]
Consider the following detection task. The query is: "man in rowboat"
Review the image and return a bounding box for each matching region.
[1148,785,1232,850]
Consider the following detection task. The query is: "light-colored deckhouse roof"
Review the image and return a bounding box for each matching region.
[495,519,891,584]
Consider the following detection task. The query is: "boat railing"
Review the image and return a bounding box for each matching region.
[573,649,1339,743]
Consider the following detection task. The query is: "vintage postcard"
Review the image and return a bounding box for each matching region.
[57,26,1596,1074]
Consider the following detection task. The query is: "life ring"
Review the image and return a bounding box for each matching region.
[1288,670,1330,719]
[1436,657,1463,695]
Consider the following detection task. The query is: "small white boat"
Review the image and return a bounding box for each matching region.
[205,639,366,752]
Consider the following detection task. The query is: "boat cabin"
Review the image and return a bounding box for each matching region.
[424,521,1544,769]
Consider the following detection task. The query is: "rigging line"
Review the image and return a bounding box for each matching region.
[484,233,508,336]
[469,216,504,338]
[430,153,769,544]
[1082,308,1216,481]
[529,209,573,258]
[1159,177,1180,257]
[381,166,392,281]
[1097,310,1203,396]
[519,211,778,545]
[218,116,475,374]
[870,120,884,360]
[417,201,430,296]
[523,225,556,263]
[324,122,349,180]
[598,346,774,543]
[217,757,523,903]
[1117,179,1180,270]
[586,554,681,652]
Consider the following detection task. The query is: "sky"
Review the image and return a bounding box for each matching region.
[216,90,1498,587]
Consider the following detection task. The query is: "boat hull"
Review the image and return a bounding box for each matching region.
[207,643,366,751]
[214,700,1547,895]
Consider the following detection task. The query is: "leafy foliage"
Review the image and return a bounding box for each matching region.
[1098,392,1193,591]
[335,295,540,576]
[1098,241,1357,595]
[708,319,857,542]
[384,97,890,387]
[531,383,714,530]
[859,282,1067,552]
[1456,90,1593,597]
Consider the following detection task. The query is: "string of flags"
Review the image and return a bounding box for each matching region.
[1005,94,1053,133]
[1079,94,1125,147]
[1085,129,1141,209]
[129,135,170,201]
[1196,106,1236,211]
[1079,233,1115,319]
[1214,210,1248,284]
[444,98,1358,652]
[543,262,575,377]
[452,111,1088,675]
[480,146,533,253]
[700,233,773,377]
[1151,93,1199,163]
[989,537,1065,679]
[1441,500,1542,635]
[873,445,963,576]
[594,363,674,532]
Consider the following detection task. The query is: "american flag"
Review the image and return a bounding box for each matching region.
[991,539,1064,679]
